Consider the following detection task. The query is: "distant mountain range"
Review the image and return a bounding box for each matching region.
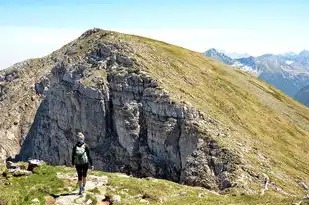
[204,49,309,103]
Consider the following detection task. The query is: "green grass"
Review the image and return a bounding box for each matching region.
[0,165,65,205]
[85,193,97,204]
[0,164,5,173]
[0,165,304,205]
[89,168,301,204]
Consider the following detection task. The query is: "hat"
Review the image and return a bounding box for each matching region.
[77,132,85,142]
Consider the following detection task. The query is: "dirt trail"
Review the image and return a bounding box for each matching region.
[54,173,109,205]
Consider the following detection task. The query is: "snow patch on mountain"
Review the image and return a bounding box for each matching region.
[232,62,258,75]
[285,60,294,65]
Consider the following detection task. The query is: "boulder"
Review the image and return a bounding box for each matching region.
[4,70,19,82]
[111,195,121,203]
[6,161,19,169]
[116,54,133,67]
[44,196,56,205]
[99,45,112,58]
[28,159,44,171]
[8,169,32,177]
[34,77,50,95]
[0,84,7,100]
[6,161,27,170]
[31,198,40,204]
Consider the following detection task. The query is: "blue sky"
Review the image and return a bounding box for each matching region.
[0,0,309,68]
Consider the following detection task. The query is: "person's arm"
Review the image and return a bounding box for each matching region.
[85,145,93,166]
[72,146,76,166]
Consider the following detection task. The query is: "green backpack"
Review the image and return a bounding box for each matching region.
[74,144,88,165]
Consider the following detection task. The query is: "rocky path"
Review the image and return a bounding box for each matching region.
[54,173,115,205]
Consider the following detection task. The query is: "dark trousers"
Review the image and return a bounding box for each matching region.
[75,164,89,181]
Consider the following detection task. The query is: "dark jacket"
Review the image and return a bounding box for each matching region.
[72,142,93,166]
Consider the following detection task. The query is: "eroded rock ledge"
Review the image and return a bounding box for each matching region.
[17,39,239,190]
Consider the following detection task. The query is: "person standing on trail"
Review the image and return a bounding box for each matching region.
[72,132,93,195]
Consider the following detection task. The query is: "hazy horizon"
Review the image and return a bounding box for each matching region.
[1,0,309,69]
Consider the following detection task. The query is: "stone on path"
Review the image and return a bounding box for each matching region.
[6,161,19,169]
[31,198,40,204]
[7,169,32,177]
[45,196,56,205]
[111,195,121,203]
[28,159,44,171]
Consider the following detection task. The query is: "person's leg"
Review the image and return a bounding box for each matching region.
[78,181,82,192]
[82,177,87,190]
[82,164,89,191]
[76,165,83,194]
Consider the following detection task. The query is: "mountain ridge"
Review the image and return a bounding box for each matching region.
[1,29,309,200]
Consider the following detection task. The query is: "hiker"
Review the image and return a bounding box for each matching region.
[72,132,93,195]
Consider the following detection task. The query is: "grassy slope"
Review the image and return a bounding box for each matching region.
[93,31,309,196]
[0,165,300,205]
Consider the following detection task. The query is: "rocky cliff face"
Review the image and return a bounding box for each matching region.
[15,32,237,191]
[0,59,55,163]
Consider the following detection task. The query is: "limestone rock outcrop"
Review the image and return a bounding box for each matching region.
[1,29,239,191]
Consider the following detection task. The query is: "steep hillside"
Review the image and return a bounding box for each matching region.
[1,29,309,199]
[0,58,60,162]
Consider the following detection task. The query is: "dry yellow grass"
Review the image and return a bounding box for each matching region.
[98,31,309,196]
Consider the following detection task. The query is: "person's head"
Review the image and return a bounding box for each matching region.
[77,132,85,143]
